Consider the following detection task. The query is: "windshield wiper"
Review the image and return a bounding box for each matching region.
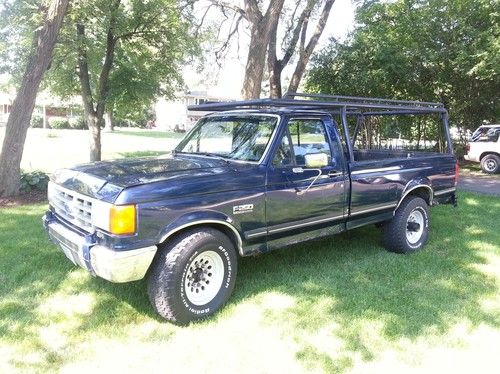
[176,151,231,163]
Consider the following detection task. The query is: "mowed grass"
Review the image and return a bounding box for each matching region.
[1,192,500,372]
[0,127,181,173]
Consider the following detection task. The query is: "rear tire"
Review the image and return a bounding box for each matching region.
[480,154,500,174]
[383,197,429,253]
[147,228,237,324]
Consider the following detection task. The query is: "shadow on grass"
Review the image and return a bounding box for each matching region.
[1,193,499,372]
[231,193,500,370]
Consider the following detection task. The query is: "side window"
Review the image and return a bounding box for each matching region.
[273,119,332,166]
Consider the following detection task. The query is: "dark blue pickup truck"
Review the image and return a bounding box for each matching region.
[43,93,458,323]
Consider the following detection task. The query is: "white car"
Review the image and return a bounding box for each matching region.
[465,124,500,174]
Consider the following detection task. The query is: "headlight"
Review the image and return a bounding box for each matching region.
[92,202,136,235]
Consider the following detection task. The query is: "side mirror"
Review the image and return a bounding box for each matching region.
[304,153,328,168]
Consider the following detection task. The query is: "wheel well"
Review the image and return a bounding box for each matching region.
[480,152,500,161]
[403,186,432,207]
[159,222,242,256]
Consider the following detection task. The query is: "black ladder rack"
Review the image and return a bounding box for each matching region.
[187,92,447,114]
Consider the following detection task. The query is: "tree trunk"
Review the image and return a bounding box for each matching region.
[267,22,282,99]
[0,0,69,197]
[76,4,118,162]
[267,3,309,99]
[242,25,270,99]
[88,113,102,162]
[104,111,113,132]
[241,0,285,100]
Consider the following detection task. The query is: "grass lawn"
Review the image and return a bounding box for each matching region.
[0,127,183,174]
[459,160,500,178]
[1,192,499,372]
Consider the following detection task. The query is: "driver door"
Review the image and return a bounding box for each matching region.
[265,117,347,236]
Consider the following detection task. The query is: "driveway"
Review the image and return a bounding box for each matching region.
[458,173,500,196]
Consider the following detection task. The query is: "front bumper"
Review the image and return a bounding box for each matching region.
[43,211,157,283]
[464,154,478,162]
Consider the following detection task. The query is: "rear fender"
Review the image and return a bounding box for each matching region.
[396,179,433,210]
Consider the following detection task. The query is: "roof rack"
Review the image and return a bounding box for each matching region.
[187,92,446,114]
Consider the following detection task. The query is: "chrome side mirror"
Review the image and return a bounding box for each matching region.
[304,153,328,168]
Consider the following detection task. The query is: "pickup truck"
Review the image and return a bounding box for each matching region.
[43,93,458,324]
[464,124,500,174]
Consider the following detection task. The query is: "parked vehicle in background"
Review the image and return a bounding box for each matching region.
[465,124,500,174]
[43,93,458,324]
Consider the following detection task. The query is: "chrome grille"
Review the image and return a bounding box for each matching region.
[49,183,94,231]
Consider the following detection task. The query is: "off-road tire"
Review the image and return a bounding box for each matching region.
[383,197,429,253]
[147,228,237,324]
[480,154,500,174]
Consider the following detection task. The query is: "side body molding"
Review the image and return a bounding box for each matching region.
[158,210,244,256]
[396,179,434,210]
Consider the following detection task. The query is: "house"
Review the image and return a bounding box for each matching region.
[155,90,234,132]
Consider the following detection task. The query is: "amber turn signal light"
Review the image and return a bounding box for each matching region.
[109,205,136,235]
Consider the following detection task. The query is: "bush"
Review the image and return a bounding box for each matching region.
[30,114,44,128]
[68,117,87,130]
[20,170,50,193]
[453,141,467,160]
[48,117,71,129]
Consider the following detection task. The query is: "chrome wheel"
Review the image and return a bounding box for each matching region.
[485,159,497,172]
[406,209,424,244]
[184,251,224,306]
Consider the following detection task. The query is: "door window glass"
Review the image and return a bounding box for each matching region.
[273,119,331,166]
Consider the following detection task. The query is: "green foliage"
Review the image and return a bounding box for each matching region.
[1,1,199,128]
[48,117,70,129]
[306,0,499,131]
[114,106,155,128]
[30,113,43,128]
[45,0,198,119]
[20,170,49,192]
[68,116,87,130]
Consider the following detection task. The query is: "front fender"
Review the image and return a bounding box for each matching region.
[157,210,243,255]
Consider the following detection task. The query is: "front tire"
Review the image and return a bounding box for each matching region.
[383,197,429,253]
[480,154,500,174]
[147,228,237,324]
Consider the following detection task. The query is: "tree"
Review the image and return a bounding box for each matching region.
[268,0,335,98]
[47,0,197,161]
[306,0,499,130]
[209,0,334,99]
[0,0,70,197]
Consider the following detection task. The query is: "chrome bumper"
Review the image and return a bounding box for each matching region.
[43,212,157,283]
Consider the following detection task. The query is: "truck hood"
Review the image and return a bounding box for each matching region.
[51,154,248,203]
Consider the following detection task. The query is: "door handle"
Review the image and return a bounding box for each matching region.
[328,171,343,177]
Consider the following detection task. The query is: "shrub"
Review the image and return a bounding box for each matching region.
[20,170,50,192]
[69,117,87,130]
[48,117,71,129]
[453,141,467,160]
[30,114,44,128]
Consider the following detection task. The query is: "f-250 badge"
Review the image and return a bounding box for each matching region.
[233,204,254,214]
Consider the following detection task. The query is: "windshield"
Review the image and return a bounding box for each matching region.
[471,127,500,142]
[175,115,278,162]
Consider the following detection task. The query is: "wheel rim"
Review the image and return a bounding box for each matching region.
[184,251,224,306]
[485,159,497,172]
[406,209,424,244]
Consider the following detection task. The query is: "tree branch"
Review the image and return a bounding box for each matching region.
[76,23,95,116]
[96,0,121,118]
